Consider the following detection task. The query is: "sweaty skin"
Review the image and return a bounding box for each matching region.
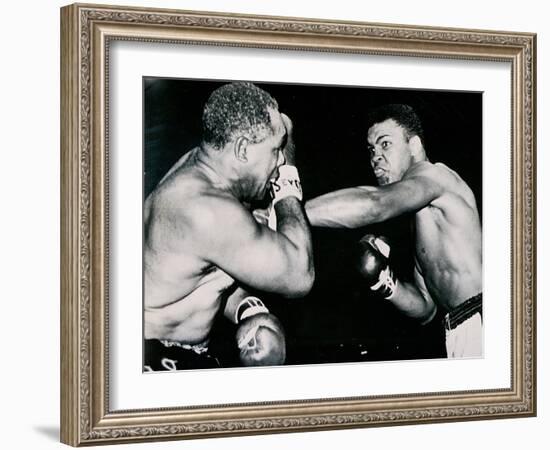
[144,110,313,345]
[306,119,481,319]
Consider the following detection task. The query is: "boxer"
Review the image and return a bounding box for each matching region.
[306,104,482,358]
[144,82,313,371]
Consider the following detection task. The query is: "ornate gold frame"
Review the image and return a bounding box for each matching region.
[60,3,536,446]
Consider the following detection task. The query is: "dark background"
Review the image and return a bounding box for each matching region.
[144,77,482,367]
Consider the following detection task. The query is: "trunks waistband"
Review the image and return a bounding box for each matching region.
[444,293,482,330]
[159,339,209,355]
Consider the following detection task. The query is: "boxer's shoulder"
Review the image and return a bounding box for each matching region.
[405,160,444,178]
[408,162,476,216]
[430,162,475,202]
[404,161,460,191]
[180,192,257,246]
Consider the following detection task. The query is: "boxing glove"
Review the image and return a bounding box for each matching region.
[270,165,302,205]
[253,165,301,231]
[235,297,286,366]
[356,234,398,299]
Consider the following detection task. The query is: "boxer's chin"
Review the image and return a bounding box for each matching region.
[377,175,391,185]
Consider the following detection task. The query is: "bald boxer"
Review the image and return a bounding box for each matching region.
[144,82,314,371]
[306,104,482,358]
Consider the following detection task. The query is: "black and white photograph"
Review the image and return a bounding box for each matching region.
[54,1,538,446]
[142,78,483,372]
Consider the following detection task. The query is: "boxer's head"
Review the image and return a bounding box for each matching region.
[202,82,286,201]
[202,82,279,149]
[366,104,426,185]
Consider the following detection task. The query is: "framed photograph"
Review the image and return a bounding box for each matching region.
[60,3,536,446]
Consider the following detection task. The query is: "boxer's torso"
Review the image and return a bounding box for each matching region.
[412,163,482,311]
[144,149,237,344]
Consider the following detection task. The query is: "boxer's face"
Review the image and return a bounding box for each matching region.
[367,119,414,185]
[243,108,287,201]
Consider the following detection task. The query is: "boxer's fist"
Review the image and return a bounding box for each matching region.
[356,234,397,299]
[236,313,286,366]
[270,165,302,205]
[281,113,296,165]
[281,113,293,136]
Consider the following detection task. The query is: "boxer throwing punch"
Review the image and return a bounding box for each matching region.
[306,104,482,358]
[144,82,314,371]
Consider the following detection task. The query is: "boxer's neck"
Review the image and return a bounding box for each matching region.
[195,144,247,201]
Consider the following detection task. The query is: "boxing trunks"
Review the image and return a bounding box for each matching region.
[144,339,220,371]
[443,293,483,358]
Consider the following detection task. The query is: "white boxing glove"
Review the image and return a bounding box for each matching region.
[234,296,270,324]
[270,165,302,205]
[234,296,286,366]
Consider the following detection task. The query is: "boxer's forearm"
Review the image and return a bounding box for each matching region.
[275,197,312,252]
[387,280,437,323]
[274,197,314,295]
[305,187,384,228]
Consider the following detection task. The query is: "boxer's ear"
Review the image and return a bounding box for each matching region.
[409,135,423,158]
[234,136,249,163]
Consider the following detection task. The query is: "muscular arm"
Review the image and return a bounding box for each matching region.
[305,166,444,228]
[390,279,437,323]
[355,233,437,323]
[194,196,314,299]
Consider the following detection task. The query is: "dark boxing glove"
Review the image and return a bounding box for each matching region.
[235,297,286,366]
[356,234,398,299]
